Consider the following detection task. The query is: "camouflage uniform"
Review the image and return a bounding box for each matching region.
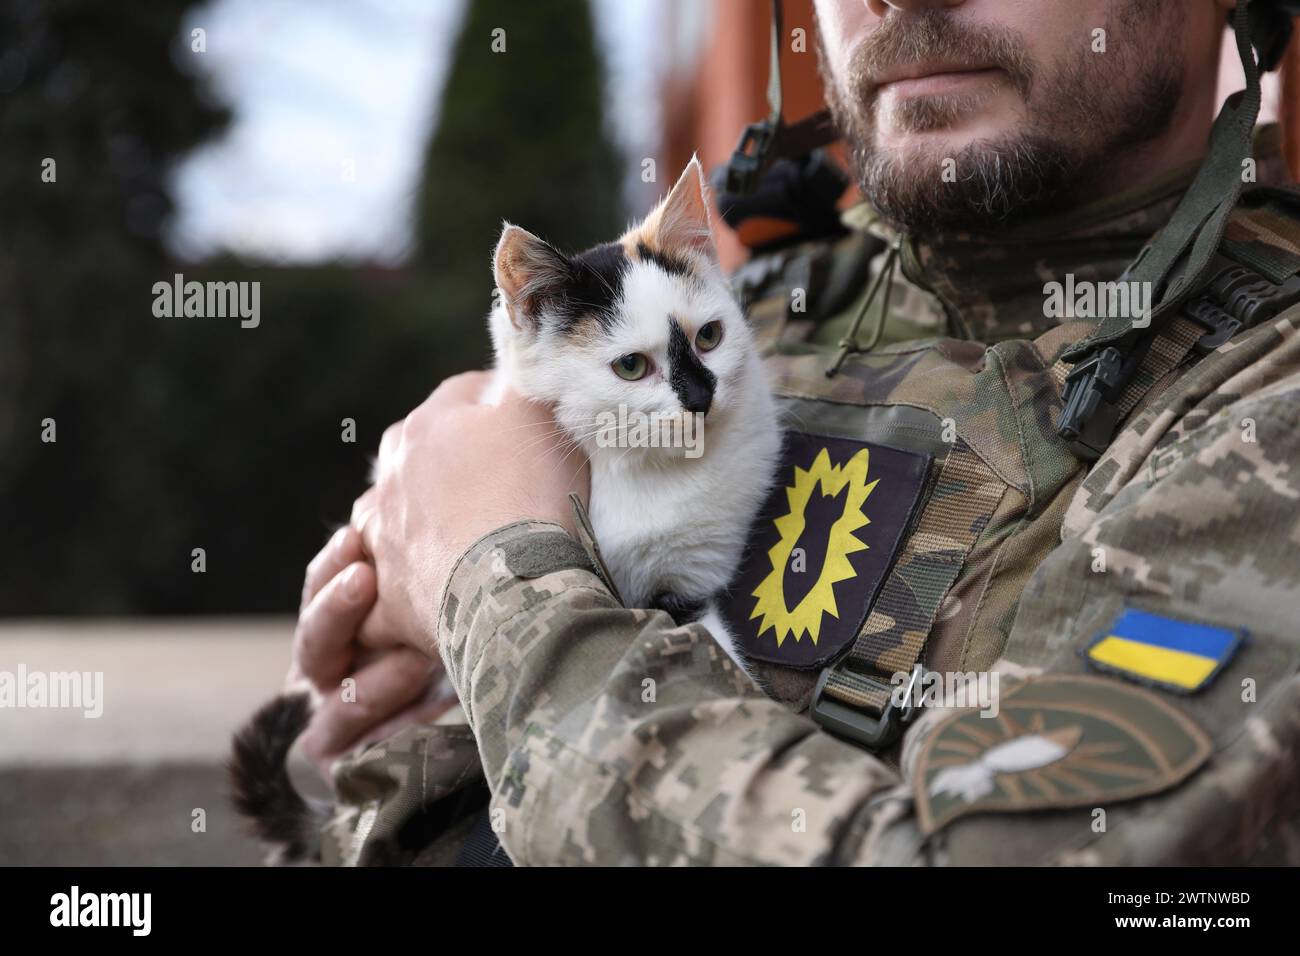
[321,126,1300,867]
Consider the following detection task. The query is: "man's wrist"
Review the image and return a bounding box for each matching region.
[435,520,603,664]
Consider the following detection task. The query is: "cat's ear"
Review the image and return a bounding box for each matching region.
[494,223,570,329]
[645,155,717,265]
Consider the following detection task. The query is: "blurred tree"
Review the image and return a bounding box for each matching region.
[0,0,231,612]
[413,0,626,328]
[0,0,627,616]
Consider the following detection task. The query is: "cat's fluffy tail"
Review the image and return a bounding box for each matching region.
[229,692,329,864]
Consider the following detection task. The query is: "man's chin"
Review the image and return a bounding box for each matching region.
[871,130,989,166]
[857,131,1074,235]
[863,141,969,188]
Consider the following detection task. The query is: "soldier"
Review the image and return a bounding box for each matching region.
[291,0,1300,865]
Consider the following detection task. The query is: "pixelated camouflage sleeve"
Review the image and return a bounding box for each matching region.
[1012,317,1300,662]
[996,319,1300,864]
[435,520,912,865]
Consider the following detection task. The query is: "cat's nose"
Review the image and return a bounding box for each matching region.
[680,383,712,417]
[668,336,715,416]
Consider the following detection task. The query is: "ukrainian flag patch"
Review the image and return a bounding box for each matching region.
[1083,609,1244,694]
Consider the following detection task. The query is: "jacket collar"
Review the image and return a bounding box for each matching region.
[844,124,1289,342]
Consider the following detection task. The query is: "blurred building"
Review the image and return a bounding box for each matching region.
[659,0,832,267]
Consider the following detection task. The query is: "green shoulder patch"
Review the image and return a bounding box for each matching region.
[913,674,1212,836]
[719,431,930,668]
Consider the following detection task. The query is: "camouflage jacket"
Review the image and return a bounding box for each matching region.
[321,127,1300,866]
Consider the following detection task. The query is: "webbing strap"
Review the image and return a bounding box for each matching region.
[1054,2,1272,459]
[820,669,895,714]
[722,0,836,196]
[1052,293,1269,446]
[1224,236,1300,283]
[1223,191,1300,281]
[821,442,1004,715]
[1112,315,1205,418]
[1061,0,1266,364]
[765,0,782,126]
[454,807,514,868]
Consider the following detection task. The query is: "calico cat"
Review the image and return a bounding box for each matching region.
[485,157,782,660]
[231,158,782,862]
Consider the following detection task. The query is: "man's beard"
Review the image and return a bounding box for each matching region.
[822,4,1184,235]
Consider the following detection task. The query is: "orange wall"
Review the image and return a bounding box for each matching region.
[662,0,832,269]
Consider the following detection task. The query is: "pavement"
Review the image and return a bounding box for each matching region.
[0,618,322,866]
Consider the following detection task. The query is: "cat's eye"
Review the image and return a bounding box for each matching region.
[695,321,723,352]
[612,353,651,381]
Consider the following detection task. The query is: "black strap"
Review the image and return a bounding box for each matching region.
[1062,0,1267,364]
[454,806,514,868]
[1054,0,1284,457]
[722,0,838,196]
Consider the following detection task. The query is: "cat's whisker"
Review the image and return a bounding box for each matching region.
[512,424,609,461]
[548,431,603,465]
[514,433,580,458]
[546,443,596,488]
[563,424,613,443]
[496,420,571,436]
[505,426,567,448]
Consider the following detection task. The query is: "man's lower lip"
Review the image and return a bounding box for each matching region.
[878,68,1002,98]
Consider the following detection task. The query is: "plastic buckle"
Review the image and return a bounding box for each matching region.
[809,667,915,750]
[1056,346,1125,460]
[1182,296,1242,356]
[723,120,777,197]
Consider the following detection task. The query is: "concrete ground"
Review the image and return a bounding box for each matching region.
[0,618,315,866]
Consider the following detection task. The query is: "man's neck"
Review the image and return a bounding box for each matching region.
[894,124,1288,343]
[1070,73,1221,213]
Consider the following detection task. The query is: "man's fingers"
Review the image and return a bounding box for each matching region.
[430,369,492,407]
[350,487,377,540]
[377,421,403,469]
[299,648,437,769]
[353,687,458,753]
[356,600,409,652]
[294,561,376,691]
[301,525,366,613]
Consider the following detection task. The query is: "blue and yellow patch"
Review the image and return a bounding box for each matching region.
[1083,609,1244,694]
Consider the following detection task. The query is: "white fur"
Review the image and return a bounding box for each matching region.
[486,235,780,680]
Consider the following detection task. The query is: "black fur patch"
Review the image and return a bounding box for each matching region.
[229,692,321,863]
[651,590,707,625]
[551,241,628,333]
[667,316,716,414]
[635,240,691,278]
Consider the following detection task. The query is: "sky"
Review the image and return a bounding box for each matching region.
[168,0,666,266]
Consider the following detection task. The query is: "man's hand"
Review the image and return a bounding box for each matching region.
[286,371,587,779]
[353,371,590,655]
[289,523,450,778]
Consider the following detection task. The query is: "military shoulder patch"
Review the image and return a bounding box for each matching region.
[1082,608,1244,694]
[718,431,930,668]
[913,674,1212,836]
